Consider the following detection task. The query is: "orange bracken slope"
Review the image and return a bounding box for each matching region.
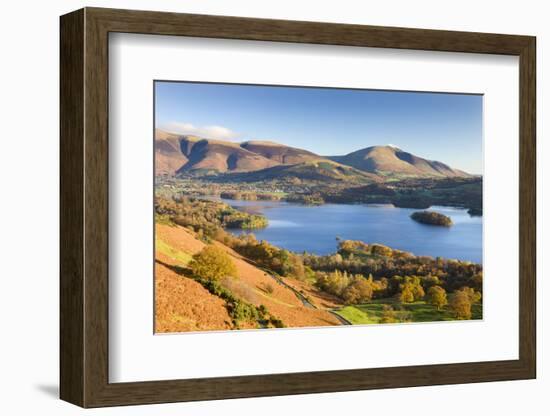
[155,223,341,332]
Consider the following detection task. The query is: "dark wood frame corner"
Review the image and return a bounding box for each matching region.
[60,7,536,408]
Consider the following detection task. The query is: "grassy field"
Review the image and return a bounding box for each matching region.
[335,298,482,325]
[155,237,193,266]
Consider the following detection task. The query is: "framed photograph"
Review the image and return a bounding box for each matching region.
[60,7,536,408]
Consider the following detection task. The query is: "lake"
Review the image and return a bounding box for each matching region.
[218,199,482,264]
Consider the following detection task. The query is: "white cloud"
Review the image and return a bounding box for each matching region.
[160,122,239,141]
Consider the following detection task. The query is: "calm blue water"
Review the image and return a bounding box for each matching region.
[218,199,482,264]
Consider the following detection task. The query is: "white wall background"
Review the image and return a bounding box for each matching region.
[0,0,545,414]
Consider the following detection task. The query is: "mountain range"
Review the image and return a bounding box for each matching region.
[155,129,472,180]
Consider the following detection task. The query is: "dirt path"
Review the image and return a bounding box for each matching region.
[268,273,352,325]
[245,260,353,324]
[234,256,354,326]
[328,310,352,325]
[265,271,316,309]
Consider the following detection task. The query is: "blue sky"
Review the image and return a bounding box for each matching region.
[155,81,483,174]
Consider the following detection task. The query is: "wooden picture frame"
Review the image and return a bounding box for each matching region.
[60,7,536,408]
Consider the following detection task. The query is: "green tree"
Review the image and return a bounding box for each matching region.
[190,245,237,281]
[427,285,448,310]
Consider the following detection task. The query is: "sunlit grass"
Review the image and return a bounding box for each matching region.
[336,306,376,324]
[155,238,192,266]
[335,298,482,325]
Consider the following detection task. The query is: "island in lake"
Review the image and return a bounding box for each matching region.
[154,81,483,333]
[411,210,453,227]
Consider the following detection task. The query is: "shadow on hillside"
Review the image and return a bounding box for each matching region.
[155,259,193,277]
[307,289,343,309]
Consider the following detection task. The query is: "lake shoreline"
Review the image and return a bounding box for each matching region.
[215,197,483,264]
[201,194,481,216]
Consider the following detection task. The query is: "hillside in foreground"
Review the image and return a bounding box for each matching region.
[155,222,342,333]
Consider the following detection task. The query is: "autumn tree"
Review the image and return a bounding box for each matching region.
[370,244,393,257]
[460,286,482,303]
[380,305,398,324]
[190,245,237,281]
[421,274,440,290]
[449,289,472,319]
[470,272,483,292]
[427,285,448,310]
[342,277,374,304]
[411,277,426,300]
[397,284,415,303]
[396,276,425,303]
[278,250,306,279]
